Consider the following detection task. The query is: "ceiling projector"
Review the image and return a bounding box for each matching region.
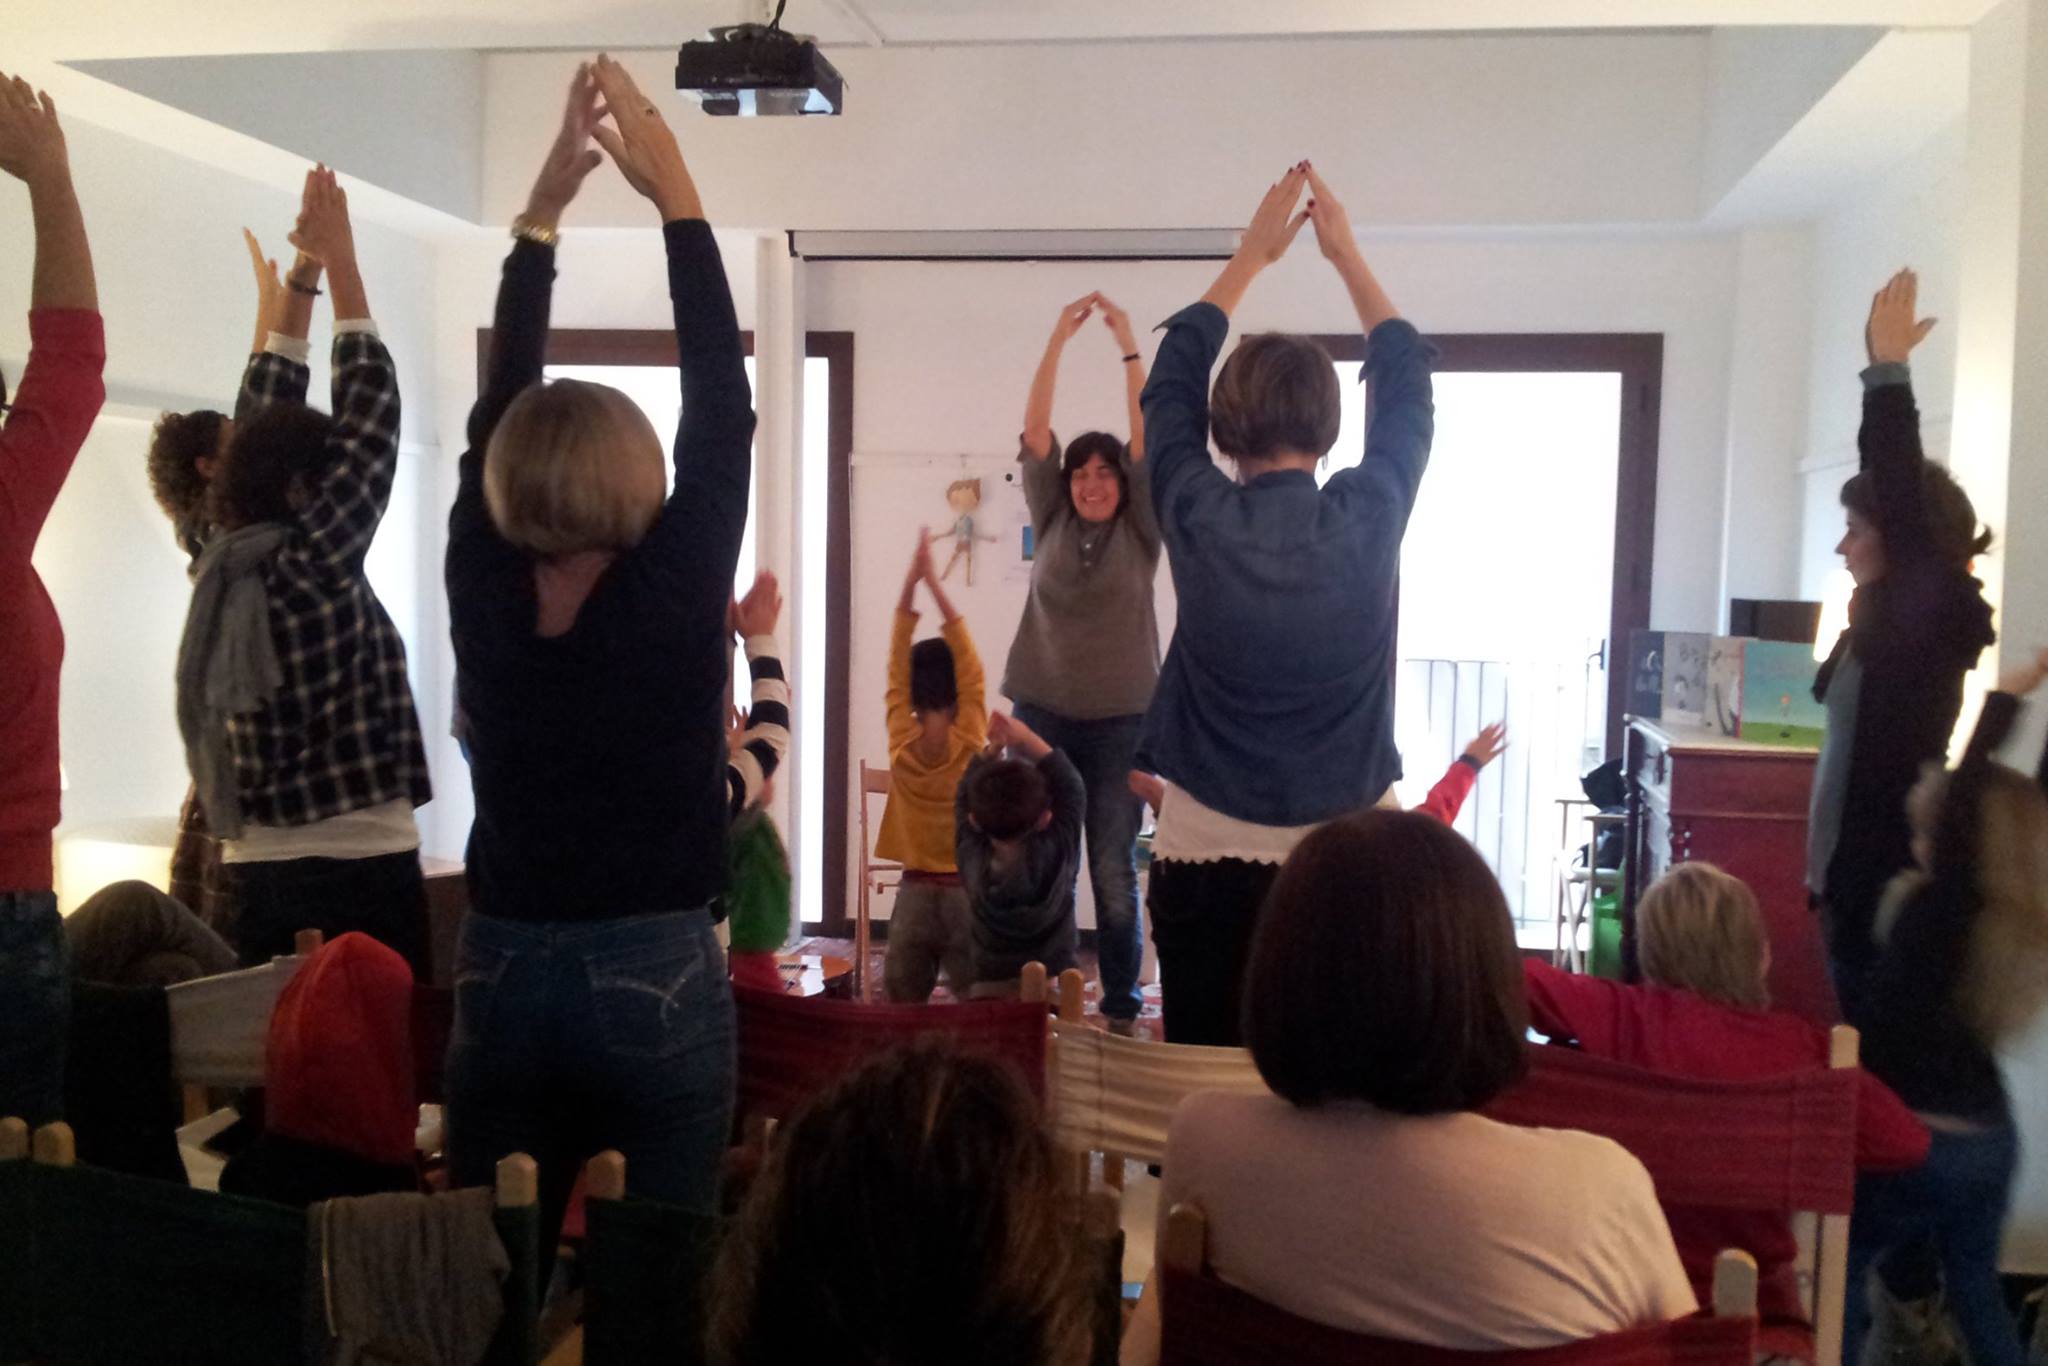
[675,21,845,116]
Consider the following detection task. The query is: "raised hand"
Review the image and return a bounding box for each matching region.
[1051,293,1097,345]
[986,711,1014,753]
[910,529,936,583]
[1237,164,1310,268]
[1302,164,1359,267]
[1462,721,1509,770]
[244,228,285,336]
[732,569,783,637]
[288,165,356,269]
[0,75,68,188]
[1096,294,1138,354]
[527,62,605,227]
[1866,268,1937,366]
[589,54,701,221]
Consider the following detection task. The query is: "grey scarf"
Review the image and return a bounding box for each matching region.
[176,523,287,839]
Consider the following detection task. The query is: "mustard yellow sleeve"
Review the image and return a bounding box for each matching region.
[886,609,919,752]
[943,614,988,749]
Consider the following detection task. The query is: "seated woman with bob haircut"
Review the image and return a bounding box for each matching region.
[1122,811,1695,1362]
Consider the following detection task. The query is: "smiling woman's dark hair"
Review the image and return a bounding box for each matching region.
[1244,808,1529,1114]
[1060,430,1128,514]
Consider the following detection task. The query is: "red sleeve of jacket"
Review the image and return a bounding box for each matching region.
[1521,959,1626,1053]
[1416,757,1478,825]
[0,309,106,561]
[1851,1061,1932,1171]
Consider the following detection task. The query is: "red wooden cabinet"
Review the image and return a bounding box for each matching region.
[1622,718,1839,1025]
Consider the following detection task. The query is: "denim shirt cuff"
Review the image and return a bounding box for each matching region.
[1861,361,1911,390]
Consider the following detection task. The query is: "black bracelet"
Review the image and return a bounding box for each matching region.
[1122,352,1141,363]
[288,280,323,297]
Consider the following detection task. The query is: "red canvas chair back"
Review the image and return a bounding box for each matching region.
[1158,1204,1757,1366]
[1481,1041,1858,1216]
[732,984,1047,1124]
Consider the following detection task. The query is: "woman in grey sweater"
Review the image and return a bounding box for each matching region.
[1001,291,1160,1031]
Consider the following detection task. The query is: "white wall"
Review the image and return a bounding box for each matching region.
[1719,227,1817,614]
[479,36,1711,232]
[1699,26,1881,212]
[1796,118,1966,598]
[1,114,444,845]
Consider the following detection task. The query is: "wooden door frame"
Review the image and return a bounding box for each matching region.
[1311,332,1663,759]
[472,326,857,932]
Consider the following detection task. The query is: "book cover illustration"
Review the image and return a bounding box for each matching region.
[1626,629,1664,723]
[1707,636,1745,739]
[1661,632,1710,731]
[1738,640,1825,748]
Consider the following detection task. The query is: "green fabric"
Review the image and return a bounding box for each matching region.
[1591,889,1624,980]
[0,1157,540,1366]
[583,1196,721,1365]
[725,810,792,954]
[1,1158,303,1364]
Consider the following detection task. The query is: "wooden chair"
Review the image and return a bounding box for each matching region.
[0,1118,540,1366]
[1157,1202,1758,1365]
[1483,1029,1863,1366]
[855,760,902,1001]
[1039,966,1265,1197]
[733,968,1052,1141]
[561,1150,721,1366]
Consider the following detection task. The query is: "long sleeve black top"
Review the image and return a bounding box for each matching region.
[1813,368,1995,966]
[446,221,755,922]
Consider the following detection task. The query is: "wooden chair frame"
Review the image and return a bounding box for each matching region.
[855,760,902,1002]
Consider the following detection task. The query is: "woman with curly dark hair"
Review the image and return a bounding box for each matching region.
[711,1043,1093,1366]
[150,230,325,935]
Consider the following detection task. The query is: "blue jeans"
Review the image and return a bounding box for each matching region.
[0,890,67,1127]
[446,909,734,1253]
[1846,1116,2024,1366]
[1012,704,1146,1021]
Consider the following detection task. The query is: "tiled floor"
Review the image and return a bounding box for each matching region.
[789,936,1168,1041]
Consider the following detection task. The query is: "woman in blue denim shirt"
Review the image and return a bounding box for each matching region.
[1137,164,1436,1044]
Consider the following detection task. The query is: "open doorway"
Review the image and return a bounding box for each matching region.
[1317,333,1662,934]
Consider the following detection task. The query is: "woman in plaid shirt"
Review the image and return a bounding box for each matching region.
[173,165,431,977]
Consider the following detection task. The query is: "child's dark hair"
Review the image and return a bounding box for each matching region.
[209,403,331,529]
[1840,463,1994,567]
[710,1042,1092,1366]
[969,758,1051,841]
[910,637,958,714]
[148,409,225,526]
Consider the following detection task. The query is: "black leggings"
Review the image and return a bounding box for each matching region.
[1146,857,1281,1047]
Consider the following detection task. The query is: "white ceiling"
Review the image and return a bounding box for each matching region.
[12,0,1997,62]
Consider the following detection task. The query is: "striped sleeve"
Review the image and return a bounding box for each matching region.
[727,633,792,817]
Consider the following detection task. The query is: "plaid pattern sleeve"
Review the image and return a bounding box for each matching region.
[225,326,429,829]
[234,346,311,423]
[300,328,402,574]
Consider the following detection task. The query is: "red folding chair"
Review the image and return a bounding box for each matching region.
[1482,1032,1862,1365]
[732,970,1052,1131]
[1158,1203,1758,1365]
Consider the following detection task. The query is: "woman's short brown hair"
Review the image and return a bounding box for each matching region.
[484,379,666,557]
[1209,333,1342,462]
[1636,862,1769,1010]
[1840,462,1994,567]
[1243,809,1528,1114]
[710,1042,1092,1366]
[147,409,225,529]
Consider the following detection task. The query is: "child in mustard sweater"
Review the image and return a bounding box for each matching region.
[879,531,988,1001]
